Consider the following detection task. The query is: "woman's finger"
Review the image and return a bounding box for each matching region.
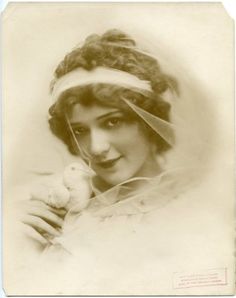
[29,198,67,217]
[22,215,61,237]
[49,207,67,217]
[28,206,64,228]
[21,222,50,246]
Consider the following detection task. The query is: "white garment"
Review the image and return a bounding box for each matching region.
[6,166,233,296]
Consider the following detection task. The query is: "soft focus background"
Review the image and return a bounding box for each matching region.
[2,3,234,190]
[2,3,235,296]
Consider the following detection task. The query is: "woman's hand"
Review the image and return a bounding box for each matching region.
[21,198,67,248]
[20,163,93,249]
[19,174,70,249]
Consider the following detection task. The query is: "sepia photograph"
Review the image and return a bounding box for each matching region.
[2,2,235,296]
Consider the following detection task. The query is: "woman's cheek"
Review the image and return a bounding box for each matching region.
[113,126,138,148]
[76,135,90,156]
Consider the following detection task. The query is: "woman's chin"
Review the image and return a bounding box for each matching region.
[95,169,136,188]
[91,160,131,186]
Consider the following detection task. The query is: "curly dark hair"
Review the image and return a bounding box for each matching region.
[48,29,177,155]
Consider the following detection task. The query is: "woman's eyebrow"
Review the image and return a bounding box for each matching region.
[97,110,123,121]
[69,110,123,127]
[70,122,84,128]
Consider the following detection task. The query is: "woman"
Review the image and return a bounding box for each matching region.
[18,30,203,294]
[23,29,190,247]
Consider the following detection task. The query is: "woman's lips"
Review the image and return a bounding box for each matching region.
[96,157,122,169]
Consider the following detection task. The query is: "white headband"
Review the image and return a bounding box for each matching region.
[51,66,152,102]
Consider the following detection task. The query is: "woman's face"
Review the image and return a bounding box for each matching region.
[68,103,157,186]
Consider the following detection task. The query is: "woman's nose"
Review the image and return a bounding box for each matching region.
[89,129,110,158]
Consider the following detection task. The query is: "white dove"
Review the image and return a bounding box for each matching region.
[30,161,94,212]
[30,174,70,209]
[63,161,94,212]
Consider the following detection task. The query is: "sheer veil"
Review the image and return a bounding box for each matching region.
[50,37,216,221]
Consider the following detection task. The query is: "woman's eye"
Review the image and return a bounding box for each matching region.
[73,127,88,136]
[106,118,122,128]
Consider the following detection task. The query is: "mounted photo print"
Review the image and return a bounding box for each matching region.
[2,2,235,296]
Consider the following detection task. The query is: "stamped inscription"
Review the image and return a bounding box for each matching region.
[173,268,227,289]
